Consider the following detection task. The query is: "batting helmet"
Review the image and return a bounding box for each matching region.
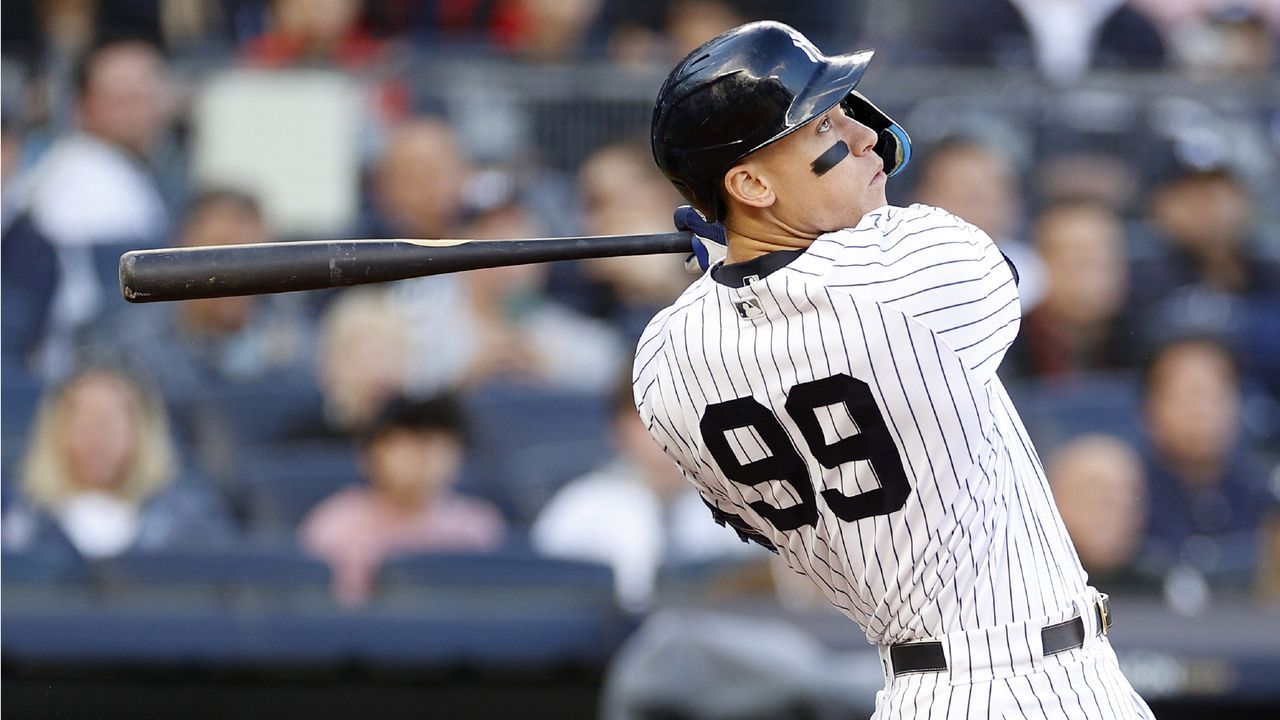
[651,21,912,222]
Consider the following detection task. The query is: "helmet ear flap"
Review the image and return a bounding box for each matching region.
[841,92,912,177]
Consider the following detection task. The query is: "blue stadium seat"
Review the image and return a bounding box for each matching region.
[1,548,89,585]
[507,438,612,522]
[239,440,362,534]
[1,374,44,468]
[461,385,611,518]
[91,544,332,608]
[376,546,618,614]
[1007,372,1144,456]
[371,547,629,663]
[193,377,326,446]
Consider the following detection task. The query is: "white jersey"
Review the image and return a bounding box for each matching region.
[633,204,1090,647]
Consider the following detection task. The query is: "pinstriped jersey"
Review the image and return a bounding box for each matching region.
[633,203,1090,646]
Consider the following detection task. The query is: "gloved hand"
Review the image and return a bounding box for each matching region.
[674,205,728,274]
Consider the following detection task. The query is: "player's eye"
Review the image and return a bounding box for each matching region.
[817,116,831,133]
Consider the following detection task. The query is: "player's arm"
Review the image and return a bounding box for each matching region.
[825,204,1021,380]
[633,335,779,555]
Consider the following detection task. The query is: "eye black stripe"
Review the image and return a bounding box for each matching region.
[811,140,850,176]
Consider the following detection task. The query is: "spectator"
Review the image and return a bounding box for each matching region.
[299,394,506,607]
[367,118,471,241]
[1141,164,1279,306]
[1136,2,1279,75]
[242,0,382,68]
[1034,152,1141,215]
[1129,0,1280,33]
[1048,434,1157,593]
[1258,509,1280,606]
[1,114,21,193]
[1006,199,1136,379]
[548,140,691,340]
[500,0,605,62]
[241,0,407,131]
[295,288,415,440]
[664,0,750,60]
[96,189,316,407]
[608,0,749,68]
[934,0,1167,83]
[910,137,1045,310]
[1182,6,1276,75]
[1139,164,1280,395]
[1139,335,1277,599]
[532,375,754,611]
[1,365,234,560]
[389,196,627,394]
[8,38,178,379]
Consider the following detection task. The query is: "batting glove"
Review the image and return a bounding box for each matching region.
[675,205,728,274]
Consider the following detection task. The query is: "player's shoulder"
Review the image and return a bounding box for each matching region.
[636,273,713,348]
[807,204,996,268]
[633,273,712,400]
[824,203,980,243]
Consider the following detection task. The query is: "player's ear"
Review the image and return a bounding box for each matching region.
[723,163,775,210]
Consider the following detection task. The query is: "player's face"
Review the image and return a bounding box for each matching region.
[752,106,889,234]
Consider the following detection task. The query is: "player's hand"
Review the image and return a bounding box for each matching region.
[674,205,727,274]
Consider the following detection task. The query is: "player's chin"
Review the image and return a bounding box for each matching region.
[860,184,889,213]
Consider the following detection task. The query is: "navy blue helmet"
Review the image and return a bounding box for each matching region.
[651,21,911,221]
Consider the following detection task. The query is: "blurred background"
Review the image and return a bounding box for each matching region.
[1,0,1278,718]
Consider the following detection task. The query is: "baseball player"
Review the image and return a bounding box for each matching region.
[634,21,1155,719]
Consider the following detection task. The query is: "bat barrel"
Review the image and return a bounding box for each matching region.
[119,232,693,303]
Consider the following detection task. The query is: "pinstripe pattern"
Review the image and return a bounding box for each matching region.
[633,204,1153,717]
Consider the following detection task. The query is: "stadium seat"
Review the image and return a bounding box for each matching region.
[378,548,614,599]
[1007,372,1144,456]
[371,547,629,664]
[1,547,93,610]
[239,440,362,534]
[91,544,332,609]
[1,548,89,585]
[461,385,611,518]
[192,377,326,446]
[505,437,612,522]
[1,373,44,467]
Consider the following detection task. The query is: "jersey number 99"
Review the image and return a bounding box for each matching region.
[699,374,911,533]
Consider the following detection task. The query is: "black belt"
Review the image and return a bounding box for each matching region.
[889,594,1112,677]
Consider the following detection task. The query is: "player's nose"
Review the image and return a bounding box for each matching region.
[845,117,878,158]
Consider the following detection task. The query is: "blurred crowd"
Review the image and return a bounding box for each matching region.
[1,0,1279,622]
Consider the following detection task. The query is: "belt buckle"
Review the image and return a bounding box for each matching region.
[1095,593,1111,636]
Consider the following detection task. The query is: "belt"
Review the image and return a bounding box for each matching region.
[888,594,1112,677]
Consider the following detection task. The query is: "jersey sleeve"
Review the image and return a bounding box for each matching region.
[633,305,778,553]
[821,204,1022,381]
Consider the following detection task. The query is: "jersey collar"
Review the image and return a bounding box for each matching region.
[710,249,806,287]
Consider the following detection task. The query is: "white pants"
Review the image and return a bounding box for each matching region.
[872,593,1155,719]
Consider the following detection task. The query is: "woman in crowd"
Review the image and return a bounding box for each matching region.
[3,365,233,559]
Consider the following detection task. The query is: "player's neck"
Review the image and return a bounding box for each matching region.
[723,225,817,264]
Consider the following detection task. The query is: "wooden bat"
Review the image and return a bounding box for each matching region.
[119,232,693,303]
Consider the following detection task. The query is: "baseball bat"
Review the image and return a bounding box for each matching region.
[119,232,693,303]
